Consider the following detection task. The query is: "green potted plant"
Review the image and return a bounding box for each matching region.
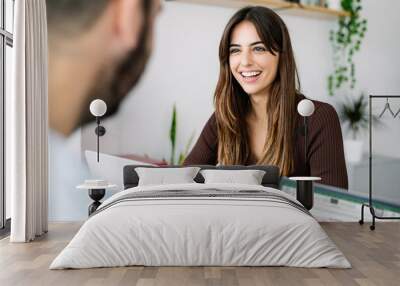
[169,105,177,165]
[338,94,367,162]
[328,0,367,96]
[339,94,368,139]
[338,94,380,163]
[169,104,195,165]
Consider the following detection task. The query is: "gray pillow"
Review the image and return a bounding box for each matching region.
[135,167,201,186]
[200,169,266,185]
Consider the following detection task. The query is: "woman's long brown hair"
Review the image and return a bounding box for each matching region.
[215,6,300,176]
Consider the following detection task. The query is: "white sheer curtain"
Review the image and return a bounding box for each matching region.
[8,0,48,242]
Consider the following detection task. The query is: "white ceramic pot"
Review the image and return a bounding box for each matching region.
[327,0,342,10]
[344,139,364,163]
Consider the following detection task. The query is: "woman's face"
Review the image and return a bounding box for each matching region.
[229,21,279,96]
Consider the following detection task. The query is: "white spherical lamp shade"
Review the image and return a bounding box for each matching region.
[90,99,107,117]
[297,99,315,117]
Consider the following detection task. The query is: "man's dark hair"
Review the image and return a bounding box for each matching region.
[46,0,110,35]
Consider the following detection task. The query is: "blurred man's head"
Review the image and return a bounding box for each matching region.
[47,0,161,135]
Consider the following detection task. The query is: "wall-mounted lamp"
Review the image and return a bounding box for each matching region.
[297,99,315,162]
[290,99,320,210]
[90,99,107,162]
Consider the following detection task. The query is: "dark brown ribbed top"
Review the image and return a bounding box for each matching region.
[183,99,348,189]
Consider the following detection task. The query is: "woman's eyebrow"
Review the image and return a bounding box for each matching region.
[250,41,264,46]
[229,41,264,47]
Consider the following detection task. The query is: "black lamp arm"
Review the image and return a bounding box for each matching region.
[94,117,106,162]
[304,116,308,170]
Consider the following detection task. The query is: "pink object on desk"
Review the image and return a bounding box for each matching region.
[118,154,168,166]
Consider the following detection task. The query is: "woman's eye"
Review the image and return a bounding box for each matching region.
[254,46,266,52]
[229,48,240,54]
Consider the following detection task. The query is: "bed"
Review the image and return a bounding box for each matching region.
[50,165,350,269]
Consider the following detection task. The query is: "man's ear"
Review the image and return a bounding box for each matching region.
[110,0,143,55]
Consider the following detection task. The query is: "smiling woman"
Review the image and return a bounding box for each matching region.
[184,6,348,189]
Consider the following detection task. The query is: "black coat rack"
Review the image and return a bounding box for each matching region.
[359,95,400,230]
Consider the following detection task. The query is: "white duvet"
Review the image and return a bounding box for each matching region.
[50,183,351,269]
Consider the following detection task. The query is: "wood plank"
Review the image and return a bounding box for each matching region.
[0,222,399,286]
[171,0,350,19]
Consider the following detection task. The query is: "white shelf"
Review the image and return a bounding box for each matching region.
[172,0,350,19]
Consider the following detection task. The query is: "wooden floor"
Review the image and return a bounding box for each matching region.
[0,222,399,286]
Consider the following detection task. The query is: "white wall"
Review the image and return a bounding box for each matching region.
[82,0,400,162]
[355,0,400,157]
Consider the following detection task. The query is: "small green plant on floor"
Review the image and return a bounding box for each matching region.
[169,104,195,165]
[169,105,177,165]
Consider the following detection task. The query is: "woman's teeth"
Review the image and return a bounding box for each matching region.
[240,71,261,82]
[240,71,261,78]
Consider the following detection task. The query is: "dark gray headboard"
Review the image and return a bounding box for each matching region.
[123,165,280,189]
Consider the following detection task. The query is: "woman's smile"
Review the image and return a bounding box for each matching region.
[240,71,263,83]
